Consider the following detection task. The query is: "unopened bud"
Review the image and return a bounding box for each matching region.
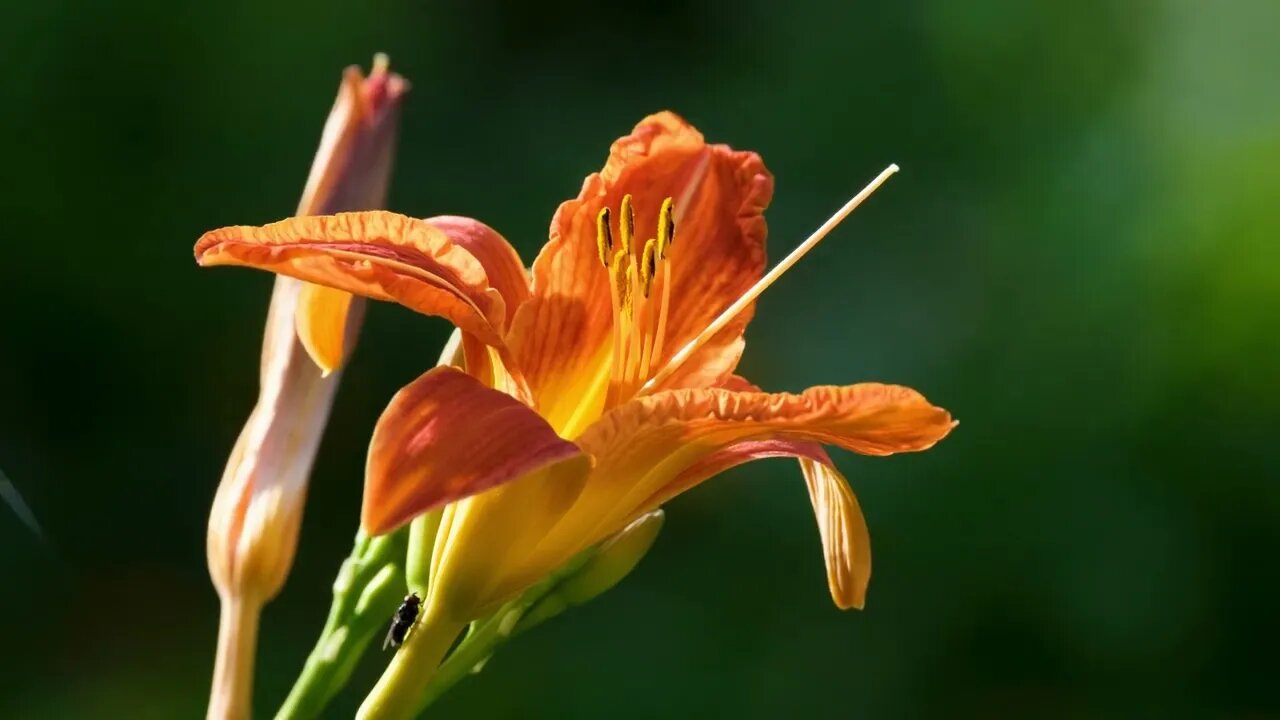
[206,55,406,720]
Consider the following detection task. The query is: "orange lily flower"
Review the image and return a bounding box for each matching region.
[196,112,955,717]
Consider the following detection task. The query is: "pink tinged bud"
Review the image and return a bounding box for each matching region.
[205,56,406,720]
[206,55,406,602]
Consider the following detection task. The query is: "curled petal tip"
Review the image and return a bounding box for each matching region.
[296,282,360,374]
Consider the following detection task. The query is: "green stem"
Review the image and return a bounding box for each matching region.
[274,529,408,720]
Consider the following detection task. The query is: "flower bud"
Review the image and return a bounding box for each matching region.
[206,56,406,720]
[206,54,405,604]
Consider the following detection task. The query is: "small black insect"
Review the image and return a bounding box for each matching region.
[383,592,421,651]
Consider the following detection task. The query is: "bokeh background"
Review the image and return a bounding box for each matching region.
[3,0,1278,717]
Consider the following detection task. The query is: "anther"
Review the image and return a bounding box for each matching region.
[610,250,632,308]
[640,239,658,297]
[657,197,675,257]
[619,194,635,255]
[596,207,613,266]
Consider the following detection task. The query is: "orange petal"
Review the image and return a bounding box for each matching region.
[540,383,953,561]
[666,438,870,609]
[586,383,955,465]
[362,366,583,535]
[508,112,774,424]
[799,457,870,609]
[196,211,517,347]
[290,216,529,377]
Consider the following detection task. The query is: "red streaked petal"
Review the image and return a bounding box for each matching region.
[426,215,530,328]
[362,366,583,535]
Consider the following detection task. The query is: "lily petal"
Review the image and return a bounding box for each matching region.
[537,383,954,568]
[799,457,870,609]
[362,366,583,535]
[508,112,773,427]
[669,439,870,609]
[196,211,520,347]
[589,383,955,468]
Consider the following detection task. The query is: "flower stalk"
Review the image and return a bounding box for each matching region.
[209,594,263,720]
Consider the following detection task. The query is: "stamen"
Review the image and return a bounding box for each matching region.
[623,261,644,393]
[657,197,675,257]
[616,196,642,394]
[641,164,901,393]
[596,207,613,266]
[607,249,643,405]
[648,198,676,374]
[619,194,635,255]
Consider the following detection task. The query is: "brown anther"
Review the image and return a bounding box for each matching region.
[640,238,658,297]
[619,194,635,255]
[657,197,675,257]
[596,207,613,266]
[610,249,632,308]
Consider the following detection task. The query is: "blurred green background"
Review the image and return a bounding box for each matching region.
[3,0,1278,717]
